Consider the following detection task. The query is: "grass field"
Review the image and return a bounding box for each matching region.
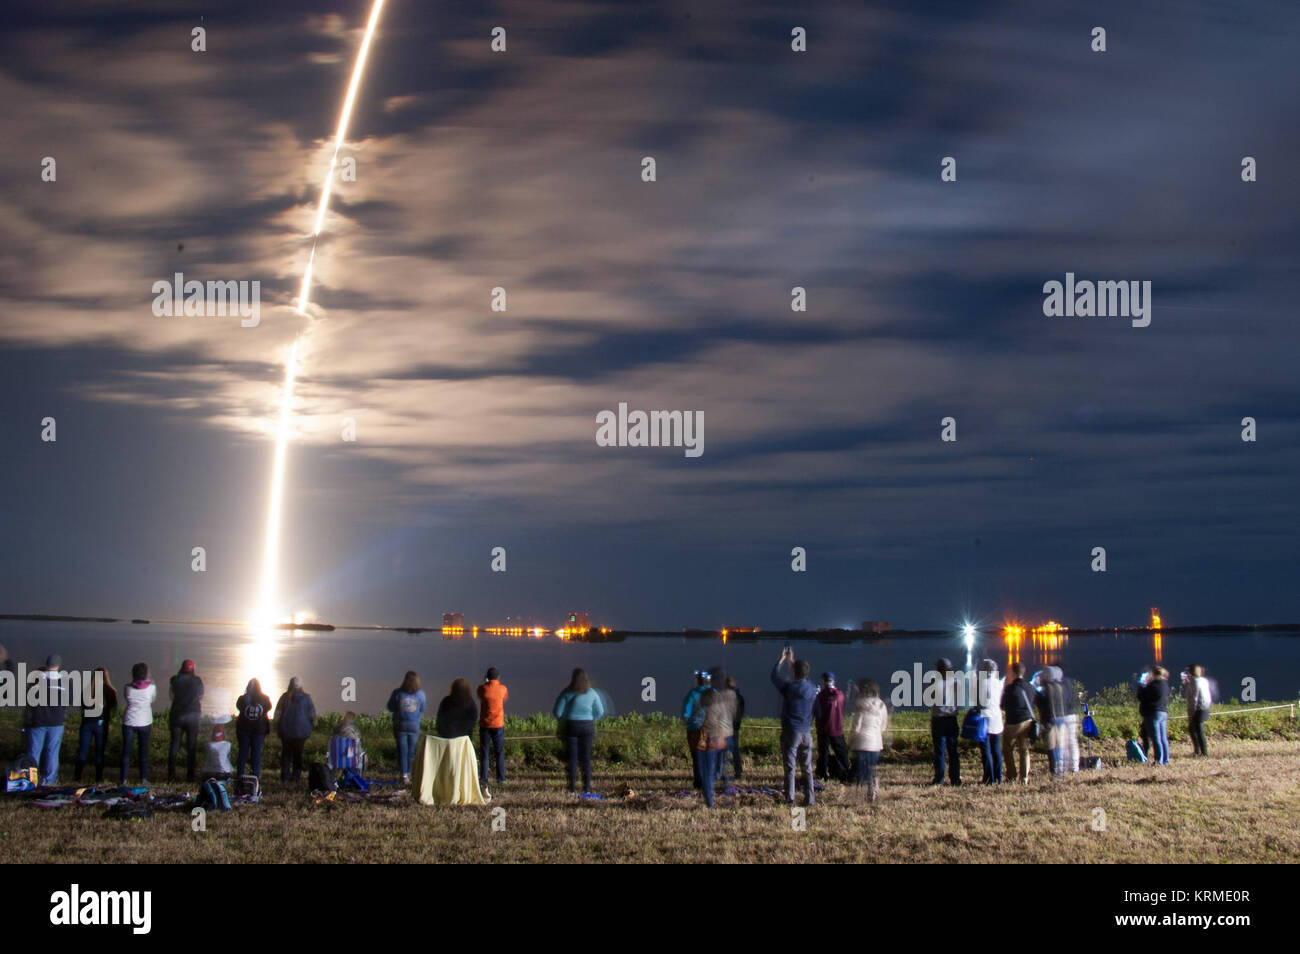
[2,701,1296,863]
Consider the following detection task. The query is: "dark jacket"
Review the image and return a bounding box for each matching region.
[24,671,69,728]
[169,672,204,721]
[236,691,272,736]
[733,689,746,728]
[1039,674,1076,721]
[1001,678,1035,724]
[1137,678,1169,717]
[81,686,118,729]
[435,697,477,739]
[771,664,818,733]
[275,690,316,740]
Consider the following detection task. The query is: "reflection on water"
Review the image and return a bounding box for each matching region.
[229,623,284,720]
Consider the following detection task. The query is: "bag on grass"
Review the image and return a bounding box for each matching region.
[195,779,232,812]
[309,762,336,792]
[105,801,153,821]
[234,775,260,799]
[1125,739,1147,763]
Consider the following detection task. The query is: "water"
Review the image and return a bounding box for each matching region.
[2,621,1297,719]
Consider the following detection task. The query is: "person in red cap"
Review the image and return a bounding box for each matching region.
[168,659,204,782]
[200,723,233,777]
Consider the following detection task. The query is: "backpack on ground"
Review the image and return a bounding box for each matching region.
[195,778,232,812]
[105,801,153,821]
[8,753,38,788]
[960,708,988,742]
[1125,739,1148,763]
[234,775,260,799]
[309,762,336,793]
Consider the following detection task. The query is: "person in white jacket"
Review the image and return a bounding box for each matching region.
[120,662,157,785]
[977,659,1005,784]
[1183,664,1212,756]
[847,679,889,802]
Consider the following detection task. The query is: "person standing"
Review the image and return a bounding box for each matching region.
[235,678,272,778]
[386,671,426,785]
[168,659,204,782]
[435,678,478,739]
[1000,662,1036,784]
[24,654,70,787]
[697,687,732,808]
[554,668,605,794]
[847,679,889,802]
[121,662,157,785]
[1183,664,1212,756]
[681,671,712,789]
[725,675,745,779]
[1137,665,1170,765]
[74,667,117,783]
[771,647,818,806]
[274,677,316,784]
[812,672,850,783]
[976,659,1005,784]
[929,658,961,786]
[477,667,509,793]
[1040,665,1080,775]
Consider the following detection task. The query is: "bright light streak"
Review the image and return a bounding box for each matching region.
[296,0,387,317]
[253,339,299,628]
[252,0,387,629]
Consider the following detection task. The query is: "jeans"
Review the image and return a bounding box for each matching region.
[686,728,703,788]
[121,724,151,783]
[1188,710,1208,756]
[780,727,814,805]
[479,726,505,785]
[169,714,200,780]
[1002,720,1034,782]
[930,716,960,784]
[816,733,851,782]
[75,719,107,781]
[565,720,594,793]
[394,728,419,777]
[725,732,743,778]
[280,737,306,782]
[1049,716,1081,774]
[850,749,880,786]
[236,731,266,777]
[1142,712,1169,764]
[977,732,1004,783]
[700,747,726,807]
[26,724,64,787]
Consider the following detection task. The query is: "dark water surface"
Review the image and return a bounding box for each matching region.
[2,621,1297,719]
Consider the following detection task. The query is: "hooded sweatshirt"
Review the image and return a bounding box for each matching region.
[848,697,889,752]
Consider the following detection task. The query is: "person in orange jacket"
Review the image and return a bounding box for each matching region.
[476,667,509,793]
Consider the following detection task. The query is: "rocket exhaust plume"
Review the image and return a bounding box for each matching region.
[253,0,387,628]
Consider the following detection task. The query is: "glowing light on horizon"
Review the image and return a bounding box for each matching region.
[252,0,387,630]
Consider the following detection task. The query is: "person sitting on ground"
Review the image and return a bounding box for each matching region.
[847,679,888,802]
[435,678,478,739]
[330,711,366,772]
[274,676,316,784]
[812,671,850,783]
[201,724,234,778]
[1183,664,1212,757]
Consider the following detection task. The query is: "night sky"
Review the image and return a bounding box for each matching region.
[1,0,1297,631]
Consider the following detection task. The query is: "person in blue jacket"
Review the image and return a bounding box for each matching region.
[387,671,427,784]
[681,670,712,789]
[274,677,317,784]
[771,647,818,806]
[554,668,605,794]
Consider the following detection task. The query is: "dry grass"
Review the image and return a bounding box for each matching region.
[3,737,1297,864]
